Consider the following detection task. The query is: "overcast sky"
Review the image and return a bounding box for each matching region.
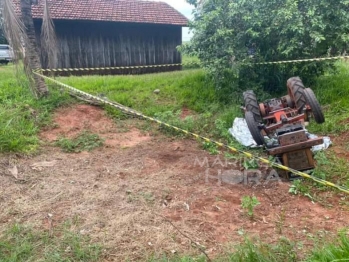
[153,0,194,41]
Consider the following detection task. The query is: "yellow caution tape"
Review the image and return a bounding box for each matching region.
[33,62,201,74]
[251,55,349,65]
[33,71,349,195]
[33,55,349,74]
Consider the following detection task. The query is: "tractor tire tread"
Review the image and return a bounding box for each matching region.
[245,111,264,146]
[304,88,325,124]
[288,78,307,113]
[243,90,262,123]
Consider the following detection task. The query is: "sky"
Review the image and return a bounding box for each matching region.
[153,0,194,41]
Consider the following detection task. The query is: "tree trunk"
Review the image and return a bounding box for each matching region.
[20,0,49,97]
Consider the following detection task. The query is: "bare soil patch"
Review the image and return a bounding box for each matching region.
[180,107,194,119]
[1,104,349,260]
[40,104,151,148]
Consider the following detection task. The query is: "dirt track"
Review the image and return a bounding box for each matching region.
[1,104,348,260]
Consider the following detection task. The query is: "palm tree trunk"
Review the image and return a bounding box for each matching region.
[20,0,49,97]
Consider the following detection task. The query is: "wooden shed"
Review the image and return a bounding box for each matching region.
[29,0,188,72]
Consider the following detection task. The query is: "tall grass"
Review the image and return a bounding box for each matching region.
[308,61,349,134]
[182,54,201,69]
[0,65,73,153]
[60,69,219,114]
[306,232,349,262]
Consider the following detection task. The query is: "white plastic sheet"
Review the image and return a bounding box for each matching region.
[228,118,259,147]
[308,133,332,151]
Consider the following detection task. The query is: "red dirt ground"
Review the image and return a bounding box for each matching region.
[1,104,349,261]
[180,107,194,119]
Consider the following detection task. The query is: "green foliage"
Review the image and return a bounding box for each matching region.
[0,65,244,153]
[0,66,73,153]
[202,141,219,155]
[154,110,194,136]
[308,61,349,135]
[184,0,349,92]
[61,71,243,144]
[243,159,259,170]
[0,223,102,262]
[312,151,349,190]
[181,54,201,70]
[150,237,298,262]
[241,196,260,218]
[306,232,349,261]
[229,237,298,262]
[61,69,216,114]
[288,180,313,201]
[55,131,104,153]
[213,118,231,141]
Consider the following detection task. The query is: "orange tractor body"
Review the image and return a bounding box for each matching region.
[243,77,325,179]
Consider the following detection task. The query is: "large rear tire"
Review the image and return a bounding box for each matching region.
[245,111,264,146]
[287,77,307,113]
[303,88,325,124]
[243,90,262,123]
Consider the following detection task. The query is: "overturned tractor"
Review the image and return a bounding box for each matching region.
[243,77,325,179]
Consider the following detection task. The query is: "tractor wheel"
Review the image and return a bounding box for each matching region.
[303,88,325,124]
[243,90,262,123]
[245,111,265,146]
[284,95,294,108]
[287,77,307,113]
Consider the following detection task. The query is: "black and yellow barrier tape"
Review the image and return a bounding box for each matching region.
[33,55,349,73]
[33,62,201,73]
[33,71,349,195]
[252,55,349,65]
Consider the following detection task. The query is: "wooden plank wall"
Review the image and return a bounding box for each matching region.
[34,19,182,71]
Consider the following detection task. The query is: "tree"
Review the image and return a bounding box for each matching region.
[1,0,57,98]
[184,0,349,95]
[20,0,49,97]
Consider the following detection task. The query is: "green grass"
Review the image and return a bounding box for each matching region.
[55,131,104,153]
[306,232,349,262]
[2,61,349,262]
[0,222,102,262]
[308,61,349,134]
[60,69,217,114]
[150,233,349,262]
[182,54,201,69]
[59,69,243,148]
[0,65,73,153]
[292,149,349,200]
[2,60,349,160]
[241,196,260,219]
[1,221,348,262]
[0,64,244,154]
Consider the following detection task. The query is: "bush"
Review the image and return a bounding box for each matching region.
[184,0,349,92]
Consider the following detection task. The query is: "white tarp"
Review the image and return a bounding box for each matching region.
[229,117,331,151]
[228,118,258,147]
